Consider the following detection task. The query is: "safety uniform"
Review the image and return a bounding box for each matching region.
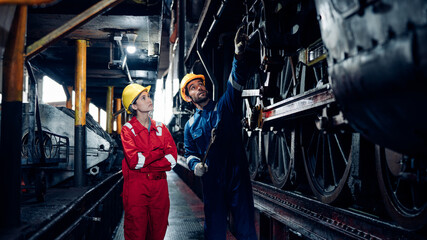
[121,117,177,240]
[184,57,257,239]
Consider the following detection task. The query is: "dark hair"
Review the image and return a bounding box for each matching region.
[185,87,190,99]
[128,92,143,116]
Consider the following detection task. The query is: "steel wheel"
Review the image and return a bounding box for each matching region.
[375,146,427,230]
[267,129,295,188]
[300,118,356,203]
[242,129,261,180]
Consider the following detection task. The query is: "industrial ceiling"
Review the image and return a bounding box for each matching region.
[26,0,169,110]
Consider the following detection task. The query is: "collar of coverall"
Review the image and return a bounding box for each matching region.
[130,116,159,134]
[195,99,215,113]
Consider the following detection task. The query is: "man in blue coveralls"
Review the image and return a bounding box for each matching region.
[180,27,257,239]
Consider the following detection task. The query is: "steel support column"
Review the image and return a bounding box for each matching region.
[115,98,122,134]
[106,86,114,134]
[74,39,87,187]
[0,5,27,228]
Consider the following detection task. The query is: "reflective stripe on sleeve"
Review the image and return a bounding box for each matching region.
[229,76,244,91]
[186,155,200,165]
[165,154,176,169]
[136,152,146,169]
[124,122,136,136]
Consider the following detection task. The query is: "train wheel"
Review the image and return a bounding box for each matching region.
[375,146,427,230]
[242,71,264,180]
[267,129,295,189]
[300,118,355,203]
[243,130,261,180]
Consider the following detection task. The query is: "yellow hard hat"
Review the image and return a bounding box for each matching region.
[180,73,205,102]
[122,83,151,114]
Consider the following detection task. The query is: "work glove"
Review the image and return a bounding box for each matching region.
[234,25,248,56]
[194,162,208,177]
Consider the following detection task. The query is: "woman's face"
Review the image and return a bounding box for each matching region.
[132,91,153,113]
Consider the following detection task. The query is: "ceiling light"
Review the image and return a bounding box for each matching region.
[126,32,138,54]
[126,45,136,54]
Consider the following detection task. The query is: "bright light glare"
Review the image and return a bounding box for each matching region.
[89,103,107,130]
[126,45,136,54]
[153,79,173,124]
[88,103,99,122]
[42,76,66,103]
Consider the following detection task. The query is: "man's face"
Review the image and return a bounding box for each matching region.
[187,79,208,104]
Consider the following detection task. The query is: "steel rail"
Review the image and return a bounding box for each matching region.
[252,180,423,240]
[28,171,123,240]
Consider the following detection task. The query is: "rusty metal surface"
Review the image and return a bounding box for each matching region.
[252,180,424,240]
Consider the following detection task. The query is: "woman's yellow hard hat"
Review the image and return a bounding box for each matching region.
[180,73,205,102]
[122,83,151,114]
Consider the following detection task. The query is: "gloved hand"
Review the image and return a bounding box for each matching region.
[194,162,208,177]
[234,25,248,56]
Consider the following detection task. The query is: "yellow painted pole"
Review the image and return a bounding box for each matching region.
[115,98,122,134]
[74,39,87,187]
[0,5,27,228]
[106,86,114,134]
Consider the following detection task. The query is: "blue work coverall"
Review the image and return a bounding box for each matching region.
[184,57,257,239]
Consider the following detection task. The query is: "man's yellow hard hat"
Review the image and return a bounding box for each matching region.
[122,83,151,114]
[180,73,205,102]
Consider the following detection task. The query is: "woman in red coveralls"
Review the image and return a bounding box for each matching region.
[121,83,177,240]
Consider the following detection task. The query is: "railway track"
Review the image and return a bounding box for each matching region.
[252,180,425,240]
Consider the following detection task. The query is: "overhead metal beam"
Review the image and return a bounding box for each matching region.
[25,0,124,59]
[86,78,155,87]
[0,0,55,4]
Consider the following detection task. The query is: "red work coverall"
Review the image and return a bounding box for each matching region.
[121,117,177,240]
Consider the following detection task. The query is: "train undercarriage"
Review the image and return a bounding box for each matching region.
[169,0,427,232]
